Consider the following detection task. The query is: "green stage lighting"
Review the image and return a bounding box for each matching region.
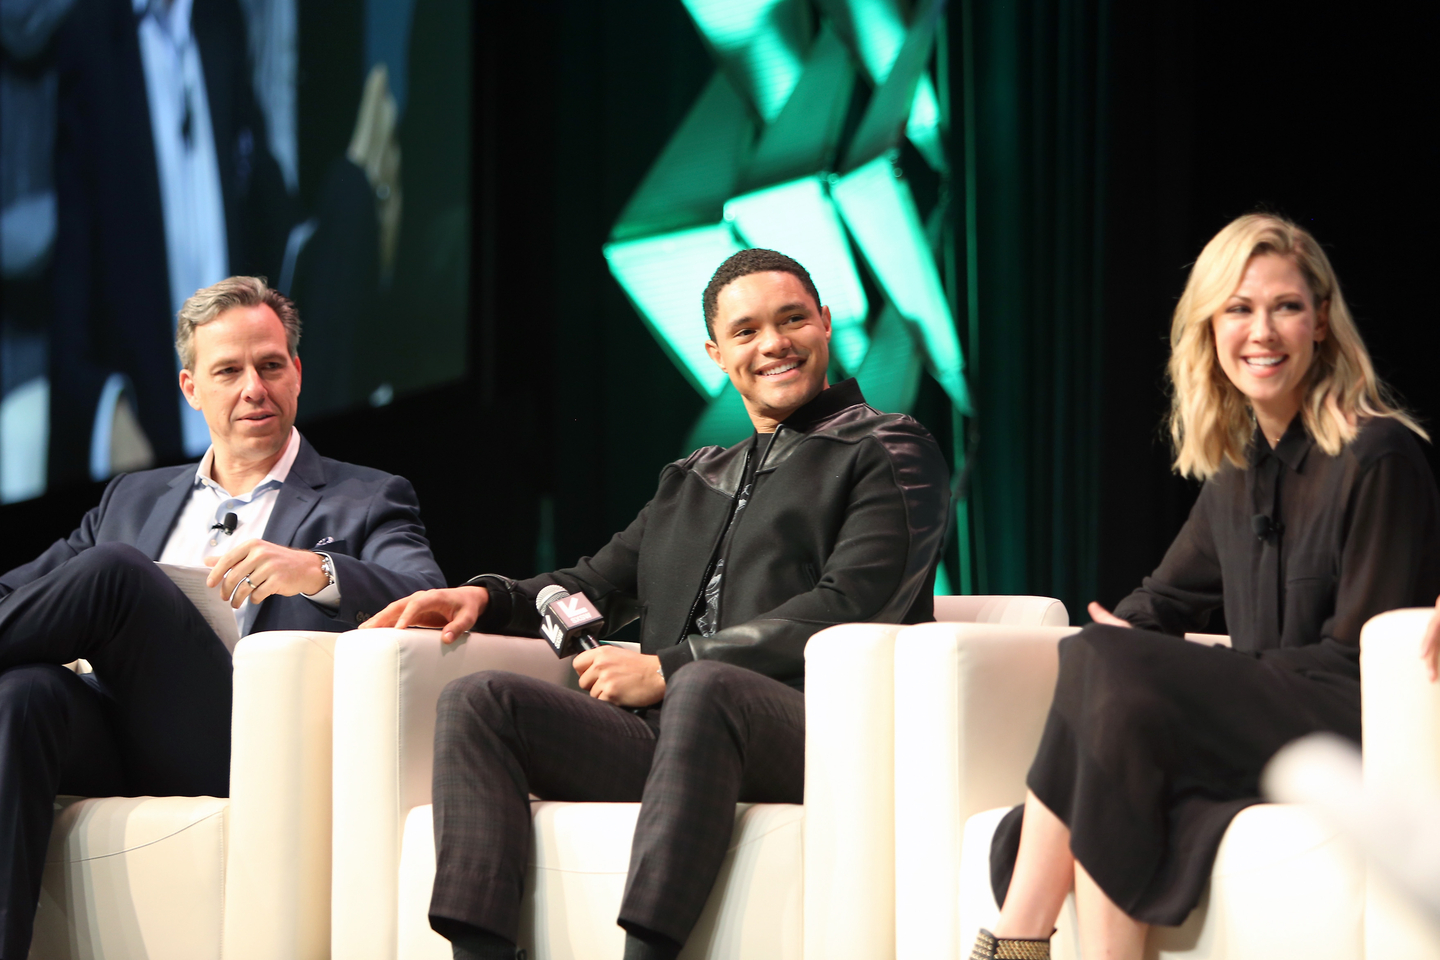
[724,176,870,372]
[610,0,971,471]
[604,224,743,398]
[685,381,754,452]
[853,299,922,414]
[816,0,946,170]
[831,154,970,412]
[682,0,811,122]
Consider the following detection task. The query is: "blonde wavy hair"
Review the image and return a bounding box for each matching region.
[1167,213,1424,479]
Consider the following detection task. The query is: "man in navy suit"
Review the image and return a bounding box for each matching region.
[0,276,445,956]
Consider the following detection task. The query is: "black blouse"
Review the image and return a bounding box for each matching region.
[1113,415,1440,675]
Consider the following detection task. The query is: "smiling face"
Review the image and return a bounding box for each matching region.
[1212,252,1329,440]
[178,303,302,466]
[704,270,832,432]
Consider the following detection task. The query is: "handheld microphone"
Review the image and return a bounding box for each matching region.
[535,585,604,658]
[1251,513,1284,543]
[211,512,238,537]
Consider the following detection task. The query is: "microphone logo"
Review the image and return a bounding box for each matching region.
[536,585,604,657]
[552,595,599,627]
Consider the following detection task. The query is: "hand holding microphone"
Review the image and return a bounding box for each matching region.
[537,586,666,707]
[535,585,604,657]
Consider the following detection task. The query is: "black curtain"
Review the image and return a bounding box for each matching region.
[957,0,1107,615]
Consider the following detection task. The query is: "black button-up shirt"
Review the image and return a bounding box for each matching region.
[1114,415,1440,675]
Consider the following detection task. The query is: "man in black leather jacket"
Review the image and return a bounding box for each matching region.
[364,248,950,960]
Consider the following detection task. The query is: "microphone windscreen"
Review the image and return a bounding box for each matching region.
[535,584,567,613]
[1251,514,1269,539]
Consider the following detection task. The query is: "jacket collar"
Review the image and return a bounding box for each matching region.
[760,378,868,473]
[260,435,328,548]
[777,378,866,433]
[133,433,327,558]
[690,381,871,494]
[134,467,200,558]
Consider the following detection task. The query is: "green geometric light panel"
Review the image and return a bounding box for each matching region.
[724,176,869,371]
[605,225,743,398]
[605,0,970,454]
[831,154,966,409]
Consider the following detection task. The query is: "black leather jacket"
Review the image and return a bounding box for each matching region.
[472,380,950,690]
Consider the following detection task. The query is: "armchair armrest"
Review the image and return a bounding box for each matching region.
[224,629,339,960]
[1360,608,1440,959]
[332,628,574,960]
[803,623,905,960]
[893,622,1079,960]
[1361,608,1440,791]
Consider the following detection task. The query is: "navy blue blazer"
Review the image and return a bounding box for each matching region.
[0,436,445,632]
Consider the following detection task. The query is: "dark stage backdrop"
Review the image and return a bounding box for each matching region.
[2,0,1437,625]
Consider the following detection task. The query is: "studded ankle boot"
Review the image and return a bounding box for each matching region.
[968,927,1051,960]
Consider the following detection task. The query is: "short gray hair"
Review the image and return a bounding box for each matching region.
[176,276,301,370]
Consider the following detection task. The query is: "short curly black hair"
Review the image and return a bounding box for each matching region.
[702,248,822,340]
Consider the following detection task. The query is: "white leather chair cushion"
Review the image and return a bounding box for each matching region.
[31,796,229,960]
[394,801,804,960]
[957,803,1362,960]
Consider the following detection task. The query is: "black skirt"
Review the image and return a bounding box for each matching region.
[990,624,1361,926]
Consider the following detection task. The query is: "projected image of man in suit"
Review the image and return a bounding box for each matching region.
[0,276,445,958]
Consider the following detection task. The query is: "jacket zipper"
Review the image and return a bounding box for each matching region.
[677,437,767,643]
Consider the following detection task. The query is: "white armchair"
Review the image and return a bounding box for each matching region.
[29,629,338,960]
[331,598,1068,960]
[914,622,1372,960]
[330,623,902,960]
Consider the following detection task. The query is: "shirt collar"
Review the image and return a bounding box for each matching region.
[194,427,301,496]
[1248,414,1313,472]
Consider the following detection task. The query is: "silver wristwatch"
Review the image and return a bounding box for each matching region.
[315,552,337,588]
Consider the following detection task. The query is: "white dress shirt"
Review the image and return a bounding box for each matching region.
[158,428,340,637]
[134,0,229,458]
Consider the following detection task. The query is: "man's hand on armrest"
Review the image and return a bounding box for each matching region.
[575,646,665,708]
[359,585,488,644]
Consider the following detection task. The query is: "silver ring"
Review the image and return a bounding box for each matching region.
[229,576,253,604]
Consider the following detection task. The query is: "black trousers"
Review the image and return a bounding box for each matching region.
[429,660,806,948]
[0,543,233,959]
[991,624,1361,927]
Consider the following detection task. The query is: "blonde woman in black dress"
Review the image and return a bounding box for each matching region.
[971,214,1440,960]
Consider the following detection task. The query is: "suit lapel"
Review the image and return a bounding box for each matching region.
[262,437,327,549]
[134,469,197,559]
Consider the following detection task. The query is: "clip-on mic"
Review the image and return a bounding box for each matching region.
[210,512,238,542]
[535,585,604,657]
[1251,513,1284,543]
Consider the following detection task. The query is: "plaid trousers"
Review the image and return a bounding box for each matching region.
[428,659,805,947]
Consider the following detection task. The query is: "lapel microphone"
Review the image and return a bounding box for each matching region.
[211,512,238,537]
[1251,513,1283,543]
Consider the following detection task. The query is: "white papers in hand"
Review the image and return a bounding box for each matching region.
[154,562,242,652]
